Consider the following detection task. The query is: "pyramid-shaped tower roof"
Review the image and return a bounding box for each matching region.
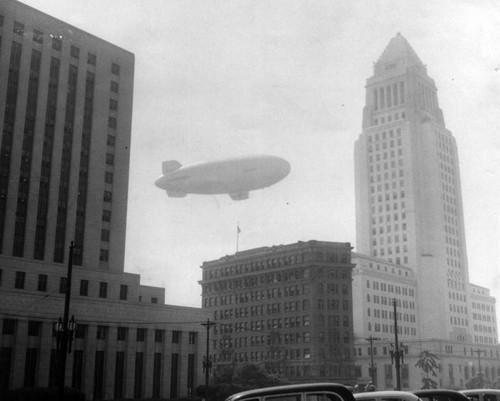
[375,32,425,69]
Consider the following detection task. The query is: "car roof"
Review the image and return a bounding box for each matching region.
[225,383,354,401]
[412,390,470,401]
[461,390,500,395]
[355,390,421,400]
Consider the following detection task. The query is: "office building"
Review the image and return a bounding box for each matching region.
[200,240,356,383]
[355,32,479,342]
[352,33,498,389]
[0,1,208,399]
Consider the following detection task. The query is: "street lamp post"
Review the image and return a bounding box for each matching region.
[201,319,216,401]
[56,241,76,401]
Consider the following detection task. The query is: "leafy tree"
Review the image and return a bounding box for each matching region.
[232,363,283,388]
[465,374,491,389]
[414,351,440,389]
[198,363,286,401]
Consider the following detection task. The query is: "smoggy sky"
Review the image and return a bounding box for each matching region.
[20,0,500,319]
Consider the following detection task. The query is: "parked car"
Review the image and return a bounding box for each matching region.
[412,389,470,401]
[354,390,423,401]
[461,389,500,401]
[225,383,356,401]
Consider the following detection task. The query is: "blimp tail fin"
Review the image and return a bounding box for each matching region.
[162,160,182,174]
[229,192,249,201]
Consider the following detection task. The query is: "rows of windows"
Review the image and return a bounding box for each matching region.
[0,41,23,253]
[34,57,60,260]
[12,49,42,257]
[73,70,96,265]
[372,111,406,127]
[100,60,121,263]
[203,250,350,280]
[472,302,496,312]
[368,306,416,322]
[366,280,415,296]
[2,318,196,345]
[473,324,496,334]
[367,127,409,264]
[0,269,161,303]
[367,321,417,336]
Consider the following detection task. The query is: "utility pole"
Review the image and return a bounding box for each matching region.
[473,349,485,387]
[58,241,75,401]
[390,298,404,390]
[365,336,380,384]
[201,319,216,400]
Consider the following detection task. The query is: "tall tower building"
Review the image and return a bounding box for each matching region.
[354,33,471,342]
[0,0,134,271]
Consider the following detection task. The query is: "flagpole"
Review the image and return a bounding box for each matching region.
[236,223,240,253]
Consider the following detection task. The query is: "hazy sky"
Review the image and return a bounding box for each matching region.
[21,0,500,315]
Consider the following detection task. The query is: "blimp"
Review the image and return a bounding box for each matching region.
[154,155,291,200]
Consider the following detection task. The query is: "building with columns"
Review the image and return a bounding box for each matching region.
[0,1,208,399]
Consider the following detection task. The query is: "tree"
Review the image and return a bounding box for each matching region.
[414,351,440,389]
[465,375,491,389]
[232,363,284,388]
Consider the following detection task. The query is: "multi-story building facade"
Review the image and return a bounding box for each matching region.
[469,284,497,345]
[0,1,208,399]
[352,253,419,342]
[200,240,356,384]
[353,33,498,389]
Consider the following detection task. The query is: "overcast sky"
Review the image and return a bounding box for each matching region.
[21,0,500,316]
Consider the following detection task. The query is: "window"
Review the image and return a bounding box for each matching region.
[75,324,87,339]
[105,153,114,165]
[102,210,111,222]
[15,272,26,289]
[33,30,44,43]
[188,332,196,344]
[100,249,109,262]
[70,45,80,58]
[52,35,62,50]
[110,81,119,93]
[119,285,128,300]
[108,117,117,129]
[13,21,24,34]
[58,277,69,294]
[3,319,17,335]
[117,327,128,341]
[99,282,108,298]
[28,321,42,336]
[103,191,113,202]
[109,99,118,111]
[107,135,115,147]
[101,229,110,242]
[137,328,147,342]
[80,280,89,296]
[111,63,120,75]
[88,53,96,65]
[151,297,158,304]
[96,325,108,340]
[37,274,48,292]
[155,329,164,343]
[172,331,181,343]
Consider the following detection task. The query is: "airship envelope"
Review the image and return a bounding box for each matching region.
[154,155,291,200]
